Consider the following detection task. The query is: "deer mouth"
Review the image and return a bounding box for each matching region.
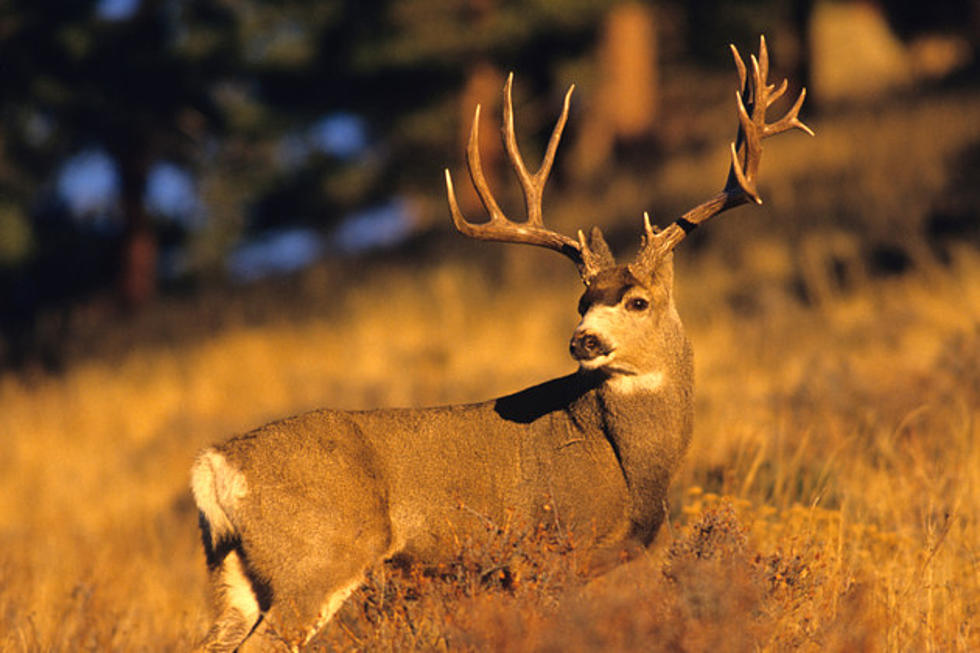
[570,331,615,366]
[578,353,618,372]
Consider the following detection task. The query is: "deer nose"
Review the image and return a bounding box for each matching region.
[569,330,612,361]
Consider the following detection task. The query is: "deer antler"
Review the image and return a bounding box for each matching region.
[445,73,614,284]
[630,35,814,280]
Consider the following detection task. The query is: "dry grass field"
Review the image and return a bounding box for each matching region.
[1,88,979,651]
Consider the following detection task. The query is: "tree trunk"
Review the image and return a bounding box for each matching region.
[118,154,156,308]
[572,2,659,181]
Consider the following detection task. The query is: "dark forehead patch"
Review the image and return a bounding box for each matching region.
[579,266,642,310]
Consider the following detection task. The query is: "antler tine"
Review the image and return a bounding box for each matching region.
[445,73,611,284]
[765,86,814,137]
[630,35,813,279]
[759,33,768,73]
[501,73,574,227]
[731,83,763,204]
[767,77,789,109]
[541,85,575,190]
[464,104,507,225]
[731,43,748,97]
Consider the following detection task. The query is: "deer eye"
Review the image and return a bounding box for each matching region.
[626,297,649,312]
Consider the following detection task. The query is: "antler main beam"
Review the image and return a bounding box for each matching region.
[445,73,611,283]
[630,35,813,278]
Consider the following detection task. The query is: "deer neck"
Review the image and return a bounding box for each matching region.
[589,335,694,544]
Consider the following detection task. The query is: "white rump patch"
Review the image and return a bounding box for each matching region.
[191,449,249,544]
[607,370,666,394]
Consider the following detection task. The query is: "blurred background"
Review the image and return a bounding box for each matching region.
[1,0,977,373]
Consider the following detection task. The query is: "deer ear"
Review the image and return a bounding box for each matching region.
[587,227,616,267]
[578,226,617,285]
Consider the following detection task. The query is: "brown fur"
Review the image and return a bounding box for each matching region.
[191,258,693,651]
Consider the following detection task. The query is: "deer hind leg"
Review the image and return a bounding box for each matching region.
[196,548,264,653]
[252,498,394,647]
[297,576,364,648]
[260,539,386,649]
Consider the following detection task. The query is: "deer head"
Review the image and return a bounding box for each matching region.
[445,36,812,379]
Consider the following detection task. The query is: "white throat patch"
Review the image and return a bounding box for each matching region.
[607,370,666,394]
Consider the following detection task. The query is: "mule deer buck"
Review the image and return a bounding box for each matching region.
[191,36,811,651]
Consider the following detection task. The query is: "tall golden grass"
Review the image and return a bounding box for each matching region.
[1,89,978,651]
